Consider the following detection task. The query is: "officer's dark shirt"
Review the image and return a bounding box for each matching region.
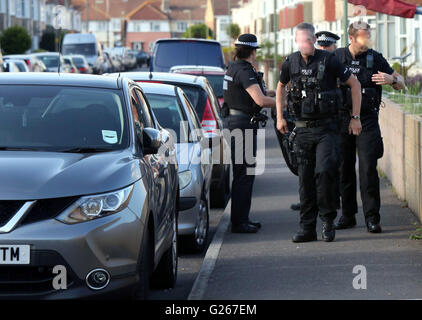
[334,46,394,129]
[223,60,260,115]
[279,49,351,89]
[334,46,394,87]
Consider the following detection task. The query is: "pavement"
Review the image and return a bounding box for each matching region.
[194,118,422,300]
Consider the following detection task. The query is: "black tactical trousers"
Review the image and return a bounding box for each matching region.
[339,117,384,224]
[294,122,341,230]
[226,114,258,226]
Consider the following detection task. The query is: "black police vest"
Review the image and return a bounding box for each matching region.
[336,48,381,113]
[287,51,339,120]
[223,60,261,116]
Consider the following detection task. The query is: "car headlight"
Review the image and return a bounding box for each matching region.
[56,185,134,224]
[179,170,192,190]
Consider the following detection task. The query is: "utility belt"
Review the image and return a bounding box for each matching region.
[295,117,337,128]
[229,108,268,127]
[342,87,380,114]
[288,89,339,118]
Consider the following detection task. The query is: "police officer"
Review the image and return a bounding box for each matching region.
[223,33,276,233]
[315,31,340,52]
[334,22,404,233]
[276,23,362,242]
[289,30,342,212]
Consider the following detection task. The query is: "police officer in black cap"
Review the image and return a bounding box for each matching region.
[315,31,340,52]
[223,33,276,233]
[334,22,404,233]
[276,23,362,242]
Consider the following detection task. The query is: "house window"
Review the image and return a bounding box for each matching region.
[177,21,187,32]
[150,22,160,31]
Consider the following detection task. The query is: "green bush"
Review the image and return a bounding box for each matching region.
[182,24,214,39]
[0,25,32,55]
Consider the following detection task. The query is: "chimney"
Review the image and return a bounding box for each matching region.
[161,0,170,13]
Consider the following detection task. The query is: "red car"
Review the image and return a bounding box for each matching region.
[170,65,225,107]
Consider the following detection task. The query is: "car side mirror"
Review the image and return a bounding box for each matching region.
[141,127,162,155]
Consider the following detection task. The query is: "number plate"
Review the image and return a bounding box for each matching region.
[0,245,30,264]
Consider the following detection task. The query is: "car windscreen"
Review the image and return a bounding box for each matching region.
[37,55,60,68]
[0,85,129,151]
[62,43,96,56]
[154,41,224,71]
[144,93,189,143]
[204,74,224,98]
[170,84,207,120]
[72,57,85,66]
[15,62,27,72]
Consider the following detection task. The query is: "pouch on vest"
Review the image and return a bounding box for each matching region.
[361,87,378,113]
[318,90,338,115]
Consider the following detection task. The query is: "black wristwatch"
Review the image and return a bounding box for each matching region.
[351,115,360,120]
[392,76,398,85]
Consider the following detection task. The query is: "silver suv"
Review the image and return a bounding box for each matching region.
[0,73,179,299]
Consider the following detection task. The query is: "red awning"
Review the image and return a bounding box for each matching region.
[348,0,417,18]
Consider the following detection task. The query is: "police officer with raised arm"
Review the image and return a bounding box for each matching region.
[334,22,405,233]
[276,23,362,242]
[223,33,276,233]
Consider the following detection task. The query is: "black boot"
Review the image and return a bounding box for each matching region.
[292,229,317,243]
[322,222,335,242]
[367,221,382,233]
[290,203,301,211]
[334,215,357,230]
[248,220,261,229]
[231,223,259,234]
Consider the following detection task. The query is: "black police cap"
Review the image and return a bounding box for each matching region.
[315,31,340,47]
[235,33,261,49]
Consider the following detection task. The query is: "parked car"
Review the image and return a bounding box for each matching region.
[170,65,225,106]
[62,33,104,74]
[150,39,225,72]
[140,82,214,252]
[102,52,115,73]
[4,59,30,72]
[112,47,131,71]
[62,56,80,73]
[4,54,47,72]
[69,54,93,74]
[104,49,124,72]
[3,61,21,72]
[113,72,231,208]
[0,73,178,299]
[31,52,71,73]
[136,50,151,67]
[127,50,138,69]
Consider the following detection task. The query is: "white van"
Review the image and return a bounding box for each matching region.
[62,33,104,74]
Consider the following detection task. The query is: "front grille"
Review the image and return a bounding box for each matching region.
[0,266,74,294]
[20,196,79,227]
[0,201,26,228]
[0,250,77,296]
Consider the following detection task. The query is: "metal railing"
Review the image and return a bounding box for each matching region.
[383,91,422,115]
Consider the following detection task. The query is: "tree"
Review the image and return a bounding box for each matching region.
[40,26,68,52]
[39,27,56,52]
[182,23,214,39]
[226,23,241,43]
[0,25,32,55]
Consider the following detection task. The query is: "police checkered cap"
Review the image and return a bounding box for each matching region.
[235,34,261,48]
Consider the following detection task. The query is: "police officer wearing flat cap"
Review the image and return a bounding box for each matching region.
[334,22,404,233]
[223,33,276,233]
[276,23,362,242]
[315,31,340,52]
